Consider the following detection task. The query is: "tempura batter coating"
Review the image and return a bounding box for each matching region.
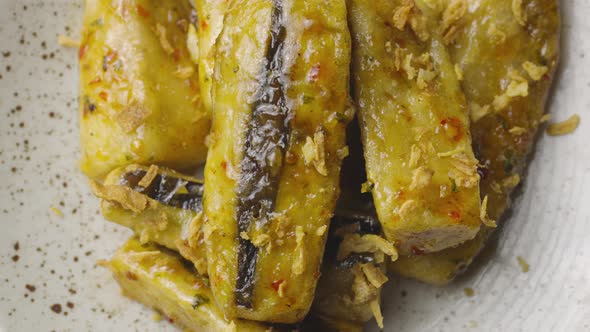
[79,0,209,179]
[202,0,352,322]
[93,164,208,275]
[349,0,482,255]
[191,0,229,111]
[109,238,272,332]
[391,0,560,283]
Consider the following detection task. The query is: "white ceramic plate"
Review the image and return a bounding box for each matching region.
[0,1,588,331]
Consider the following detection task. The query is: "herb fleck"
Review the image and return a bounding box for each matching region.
[335,112,348,123]
[361,181,374,193]
[503,150,514,173]
[303,95,315,104]
[191,294,209,309]
[450,178,458,193]
[91,18,103,27]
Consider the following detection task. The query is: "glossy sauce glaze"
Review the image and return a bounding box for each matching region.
[202,0,352,322]
[235,0,289,309]
[349,0,482,255]
[391,0,560,284]
[79,0,209,179]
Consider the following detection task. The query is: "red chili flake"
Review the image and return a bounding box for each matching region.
[136,5,150,18]
[125,271,138,281]
[89,77,102,85]
[313,271,321,280]
[220,161,227,171]
[172,49,181,62]
[440,117,464,141]
[308,64,321,81]
[189,78,199,92]
[411,247,425,256]
[448,210,462,220]
[200,19,208,30]
[98,91,108,101]
[78,44,88,60]
[66,302,74,309]
[271,279,284,291]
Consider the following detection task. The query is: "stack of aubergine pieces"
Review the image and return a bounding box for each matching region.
[79,0,559,330]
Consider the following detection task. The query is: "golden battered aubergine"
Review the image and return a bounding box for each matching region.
[79,0,209,179]
[202,0,352,322]
[190,0,230,112]
[97,164,380,327]
[313,213,393,329]
[90,164,208,275]
[110,238,362,332]
[108,238,275,332]
[313,120,392,329]
[390,0,560,284]
[348,0,482,255]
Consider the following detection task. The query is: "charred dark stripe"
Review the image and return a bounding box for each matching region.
[121,169,204,212]
[235,0,288,309]
[325,212,382,268]
[337,253,376,269]
[166,194,203,211]
[331,213,382,236]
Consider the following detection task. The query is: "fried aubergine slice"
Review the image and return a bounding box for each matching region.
[349,0,482,255]
[390,0,560,284]
[312,120,393,329]
[110,238,362,332]
[190,0,230,112]
[313,214,393,329]
[79,0,209,179]
[202,0,351,323]
[108,238,274,332]
[96,163,380,328]
[90,164,208,275]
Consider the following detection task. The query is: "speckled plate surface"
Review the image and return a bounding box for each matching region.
[0,1,588,331]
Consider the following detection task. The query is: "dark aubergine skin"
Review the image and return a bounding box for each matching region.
[96,165,208,274]
[123,167,381,317]
[121,169,204,212]
[124,165,380,311]
[330,214,382,269]
[235,0,289,309]
[203,0,351,322]
[312,208,387,323]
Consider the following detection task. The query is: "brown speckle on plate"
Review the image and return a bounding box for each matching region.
[50,304,62,314]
